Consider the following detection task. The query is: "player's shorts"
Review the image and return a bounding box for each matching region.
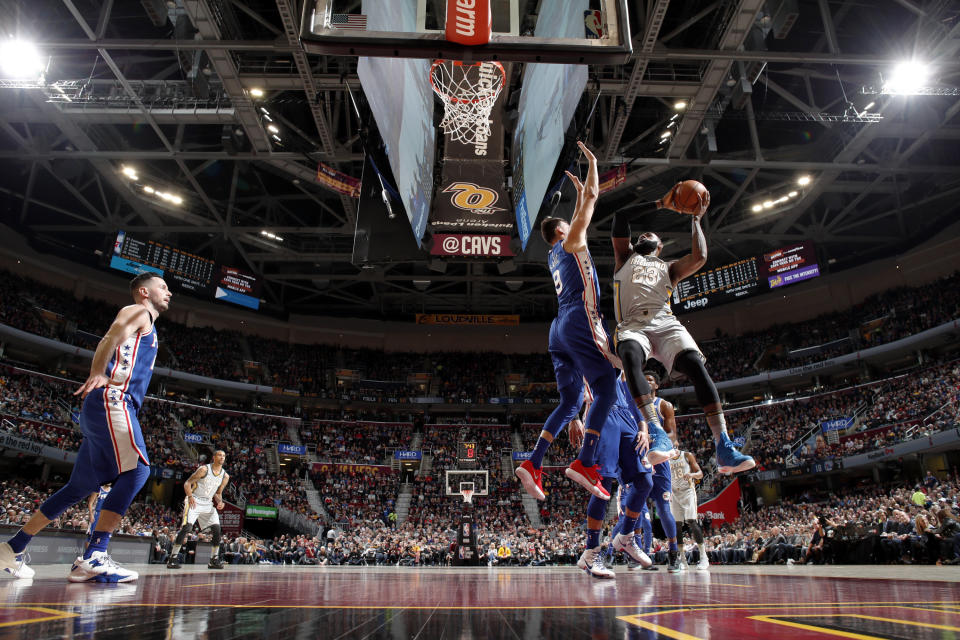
[615,308,704,377]
[597,406,652,484]
[78,387,150,480]
[550,307,622,387]
[670,488,698,521]
[183,498,220,530]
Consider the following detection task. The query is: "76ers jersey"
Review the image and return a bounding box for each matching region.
[549,242,602,313]
[105,322,158,412]
[613,253,673,322]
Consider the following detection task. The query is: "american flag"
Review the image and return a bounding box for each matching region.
[330,14,367,30]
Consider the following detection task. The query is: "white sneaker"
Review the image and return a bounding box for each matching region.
[612,534,652,568]
[68,551,139,583]
[786,558,795,566]
[0,542,35,579]
[697,556,709,570]
[577,547,615,579]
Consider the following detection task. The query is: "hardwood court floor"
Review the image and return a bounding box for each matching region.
[1,564,959,639]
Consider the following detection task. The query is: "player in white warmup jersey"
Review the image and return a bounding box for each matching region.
[610,186,755,476]
[167,450,230,570]
[669,445,708,570]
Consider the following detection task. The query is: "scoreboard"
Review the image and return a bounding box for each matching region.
[110,231,261,310]
[673,242,820,314]
[458,442,478,465]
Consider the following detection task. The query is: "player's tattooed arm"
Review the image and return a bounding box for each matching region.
[184,466,207,509]
[685,452,704,481]
[75,305,152,398]
[215,473,230,509]
[668,213,708,287]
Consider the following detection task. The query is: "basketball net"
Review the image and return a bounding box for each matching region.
[430,60,504,146]
[461,489,474,504]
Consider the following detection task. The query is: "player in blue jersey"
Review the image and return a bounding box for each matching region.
[86,485,112,538]
[0,273,170,582]
[608,371,683,572]
[516,141,628,502]
[572,377,654,578]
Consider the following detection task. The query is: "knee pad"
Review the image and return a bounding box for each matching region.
[617,340,652,399]
[687,520,705,544]
[175,524,191,545]
[102,462,150,516]
[673,350,720,407]
[210,524,222,546]
[623,474,652,514]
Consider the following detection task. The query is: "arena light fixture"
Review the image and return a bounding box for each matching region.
[751,204,763,212]
[788,190,798,198]
[797,175,812,186]
[673,100,687,110]
[762,200,774,209]
[143,186,154,194]
[249,88,264,98]
[863,102,875,111]
[260,230,284,242]
[266,124,279,134]
[121,166,138,180]
[883,60,930,95]
[660,130,672,139]
[0,39,45,79]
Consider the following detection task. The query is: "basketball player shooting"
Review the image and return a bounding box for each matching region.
[168,449,230,570]
[610,183,755,475]
[0,273,170,582]
[516,141,623,502]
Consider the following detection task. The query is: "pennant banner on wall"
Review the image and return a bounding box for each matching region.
[316,163,361,198]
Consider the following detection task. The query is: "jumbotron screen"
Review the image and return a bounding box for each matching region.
[673,242,820,314]
[110,231,261,310]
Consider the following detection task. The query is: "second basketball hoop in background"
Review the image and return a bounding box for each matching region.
[430,60,505,146]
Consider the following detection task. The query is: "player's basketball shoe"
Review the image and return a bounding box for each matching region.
[577,547,615,579]
[667,551,682,573]
[565,461,610,500]
[515,460,545,500]
[208,557,225,569]
[645,423,676,466]
[612,534,652,568]
[715,433,756,474]
[166,557,182,569]
[0,542,35,579]
[68,552,138,583]
[697,555,710,570]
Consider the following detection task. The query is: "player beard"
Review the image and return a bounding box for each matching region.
[634,238,659,255]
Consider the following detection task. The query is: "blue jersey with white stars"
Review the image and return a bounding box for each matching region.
[104,320,158,413]
[548,242,603,314]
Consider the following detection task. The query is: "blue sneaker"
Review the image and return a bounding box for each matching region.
[646,423,676,466]
[715,433,755,474]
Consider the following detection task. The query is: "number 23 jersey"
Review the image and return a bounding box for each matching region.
[613,253,673,323]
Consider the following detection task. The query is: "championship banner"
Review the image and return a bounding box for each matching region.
[316,162,361,198]
[698,478,741,524]
[598,164,626,194]
[219,501,244,535]
[311,462,396,475]
[430,163,514,233]
[416,313,519,326]
[429,233,514,257]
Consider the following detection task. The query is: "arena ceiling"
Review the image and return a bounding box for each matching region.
[1,0,959,320]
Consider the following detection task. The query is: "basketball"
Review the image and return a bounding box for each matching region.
[673,180,710,215]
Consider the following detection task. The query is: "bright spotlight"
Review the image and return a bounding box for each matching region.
[751,204,763,212]
[267,124,279,134]
[660,130,672,139]
[170,195,183,205]
[249,88,264,98]
[797,175,811,186]
[0,40,45,79]
[863,102,875,111]
[121,166,138,180]
[673,100,687,110]
[884,61,930,95]
[143,186,154,194]
[788,190,798,197]
[763,200,774,209]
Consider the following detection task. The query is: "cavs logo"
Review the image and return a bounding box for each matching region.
[443,182,505,215]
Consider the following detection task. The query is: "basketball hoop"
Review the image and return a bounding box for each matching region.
[430,60,505,145]
[461,488,474,504]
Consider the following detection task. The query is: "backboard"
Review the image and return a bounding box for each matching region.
[445,469,489,497]
[301,0,632,64]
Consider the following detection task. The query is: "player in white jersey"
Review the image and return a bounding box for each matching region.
[669,444,708,570]
[610,184,755,476]
[167,450,230,570]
